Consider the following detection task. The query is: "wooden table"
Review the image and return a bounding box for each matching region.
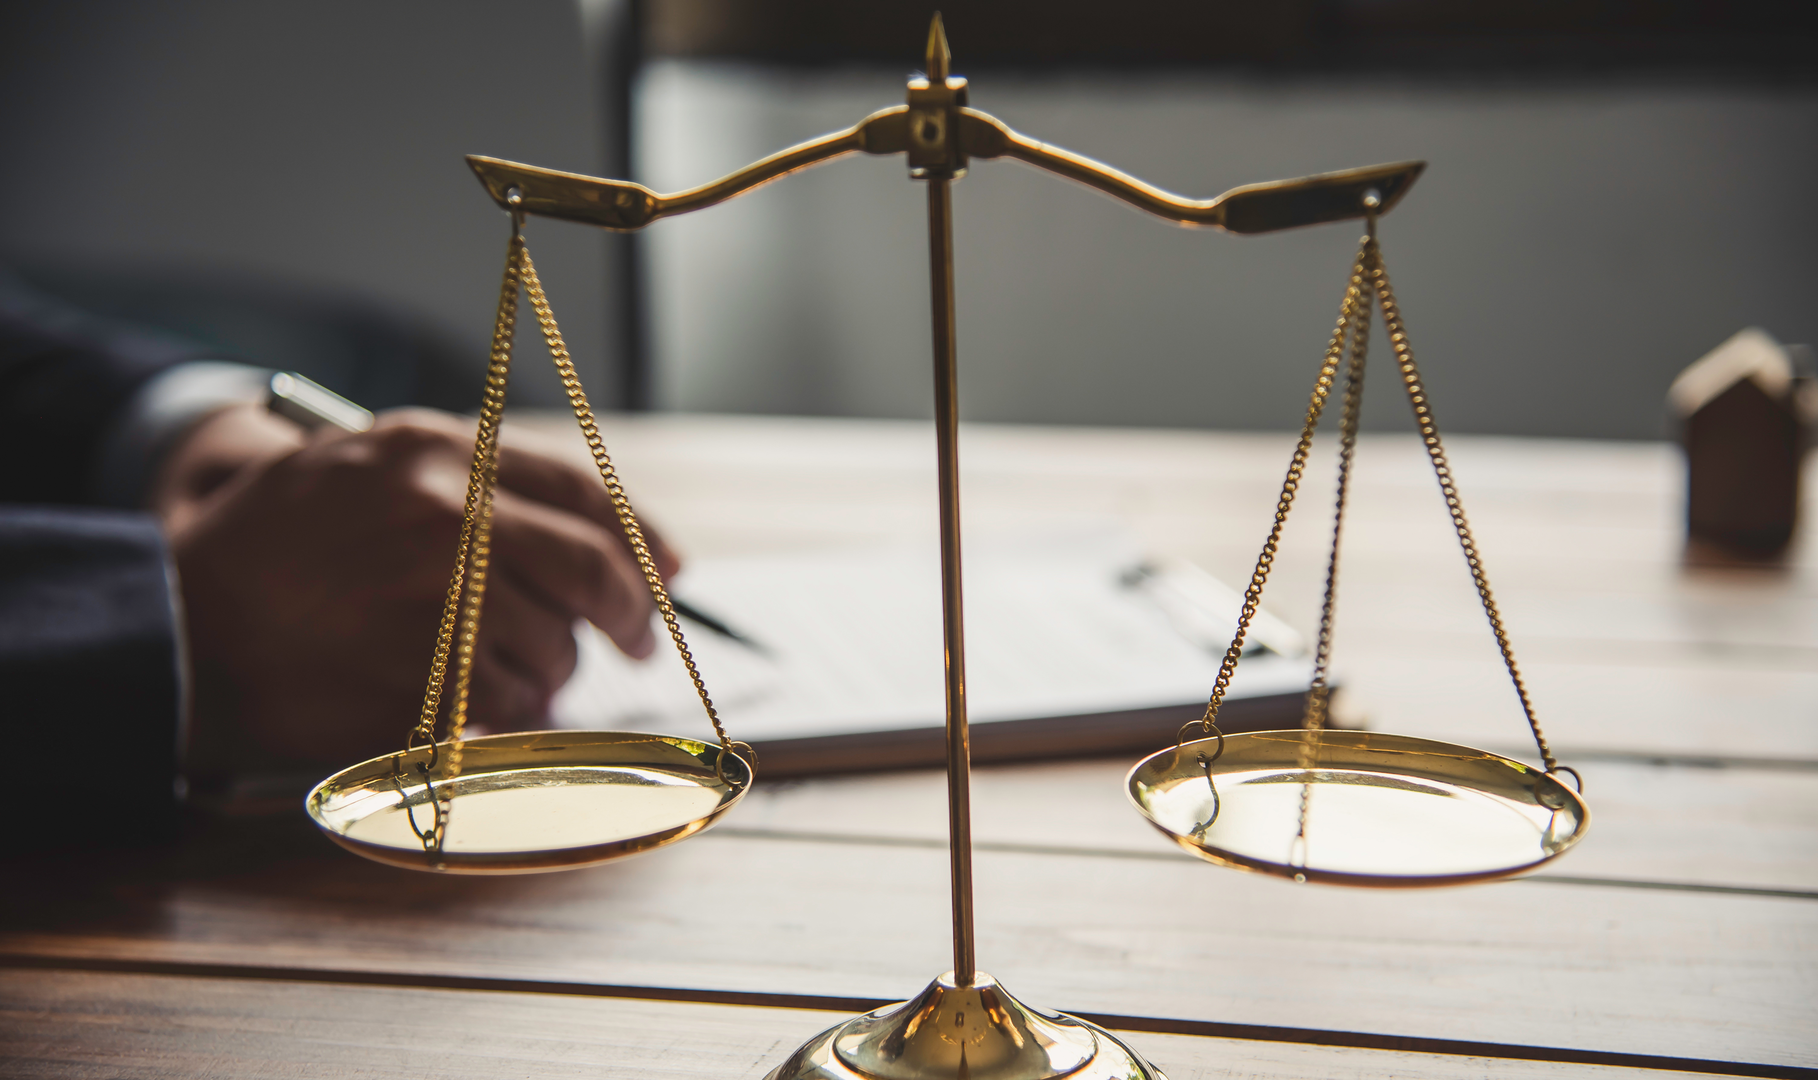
[4,415,1813,1078]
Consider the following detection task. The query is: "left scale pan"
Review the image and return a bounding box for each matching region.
[307,731,752,874]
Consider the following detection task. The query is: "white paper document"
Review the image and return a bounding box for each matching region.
[553,532,1312,744]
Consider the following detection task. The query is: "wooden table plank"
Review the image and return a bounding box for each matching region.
[10,418,1806,1078]
[4,823,1812,1067]
[1332,653,1818,763]
[0,968,1763,1080]
[0,968,836,1080]
[515,415,1818,762]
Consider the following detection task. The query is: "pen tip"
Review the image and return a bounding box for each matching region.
[925,12,951,80]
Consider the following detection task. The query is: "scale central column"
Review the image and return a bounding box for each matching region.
[764,20,1167,1079]
[925,175,975,987]
[909,11,978,989]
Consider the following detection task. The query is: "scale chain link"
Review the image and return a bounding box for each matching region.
[1303,267,1371,735]
[1290,236,1375,869]
[517,250,744,775]
[1367,239,1558,774]
[408,228,745,804]
[410,235,521,781]
[1204,228,1561,792]
[1200,239,1372,731]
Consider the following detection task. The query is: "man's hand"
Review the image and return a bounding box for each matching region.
[155,404,678,777]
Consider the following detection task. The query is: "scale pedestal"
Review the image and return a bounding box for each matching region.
[768,972,1158,1080]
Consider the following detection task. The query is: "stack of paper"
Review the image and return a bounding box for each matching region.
[553,532,1317,775]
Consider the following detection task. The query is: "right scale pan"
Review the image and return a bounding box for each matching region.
[1128,730,1588,887]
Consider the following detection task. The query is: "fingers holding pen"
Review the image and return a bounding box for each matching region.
[348,409,670,661]
[474,573,581,704]
[364,409,683,580]
[466,642,553,732]
[486,487,659,660]
[492,441,683,580]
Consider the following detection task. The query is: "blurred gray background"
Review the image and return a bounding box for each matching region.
[3,1,1813,436]
[640,64,1818,436]
[0,0,619,408]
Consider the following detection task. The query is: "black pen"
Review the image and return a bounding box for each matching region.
[266,372,770,655]
[668,597,770,655]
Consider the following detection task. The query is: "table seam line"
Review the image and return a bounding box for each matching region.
[706,827,1818,900]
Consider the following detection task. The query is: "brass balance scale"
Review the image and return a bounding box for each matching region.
[307,17,1589,1080]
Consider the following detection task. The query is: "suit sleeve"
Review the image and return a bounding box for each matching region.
[0,273,205,505]
[0,508,183,849]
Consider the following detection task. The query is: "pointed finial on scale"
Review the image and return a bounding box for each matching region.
[926,12,951,81]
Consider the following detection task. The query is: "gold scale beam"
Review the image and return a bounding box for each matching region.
[466,18,1422,1080]
[467,115,1422,237]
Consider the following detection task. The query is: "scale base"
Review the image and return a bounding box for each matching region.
[764,971,1165,1080]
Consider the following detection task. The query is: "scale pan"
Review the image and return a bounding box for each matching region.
[306,730,751,874]
[1128,730,1586,887]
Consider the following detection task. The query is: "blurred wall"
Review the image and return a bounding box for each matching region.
[640,63,1818,438]
[4,3,1811,437]
[0,0,620,408]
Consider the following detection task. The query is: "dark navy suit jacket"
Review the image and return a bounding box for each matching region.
[0,278,203,849]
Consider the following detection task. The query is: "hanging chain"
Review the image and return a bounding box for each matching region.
[1198,238,1372,732]
[1302,266,1372,734]
[404,221,748,812]
[517,250,747,778]
[1287,239,1374,872]
[408,232,521,783]
[1367,239,1558,774]
[1198,221,1564,787]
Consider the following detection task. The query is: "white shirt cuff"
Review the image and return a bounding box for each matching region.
[90,360,273,508]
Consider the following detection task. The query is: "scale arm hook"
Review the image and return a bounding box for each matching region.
[467,107,911,231]
[958,107,1424,234]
